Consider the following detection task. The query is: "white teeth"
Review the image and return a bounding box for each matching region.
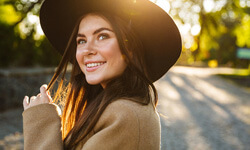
[86,62,104,68]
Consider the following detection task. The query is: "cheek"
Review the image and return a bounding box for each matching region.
[104,41,122,59]
[118,57,127,70]
[76,50,83,64]
[110,51,127,73]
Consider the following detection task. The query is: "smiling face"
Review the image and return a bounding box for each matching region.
[76,14,127,88]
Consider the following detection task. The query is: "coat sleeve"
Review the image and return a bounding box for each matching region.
[81,100,140,150]
[22,103,63,150]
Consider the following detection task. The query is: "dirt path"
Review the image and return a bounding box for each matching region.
[156,67,250,150]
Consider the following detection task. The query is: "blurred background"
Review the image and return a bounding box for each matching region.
[0,0,250,68]
[0,0,250,149]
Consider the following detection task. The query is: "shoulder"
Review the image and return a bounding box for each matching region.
[91,99,160,150]
[93,99,141,132]
[99,99,155,124]
[94,99,158,132]
[105,99,145,115]
[106,98,156,114]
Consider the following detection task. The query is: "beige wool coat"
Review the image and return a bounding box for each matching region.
[23,99,161,150]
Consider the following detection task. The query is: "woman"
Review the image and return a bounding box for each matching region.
[23,0,182,149]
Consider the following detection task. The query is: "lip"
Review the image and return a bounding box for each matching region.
[84,61,106,72]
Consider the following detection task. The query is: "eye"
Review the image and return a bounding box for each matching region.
[98,33,109,40]
[77,39,86,45]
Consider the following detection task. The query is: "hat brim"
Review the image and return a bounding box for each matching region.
[40,0,182,82]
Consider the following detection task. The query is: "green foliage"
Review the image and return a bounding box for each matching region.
[0,0,60,67]
[168,0,250,68]
[235,15,250,47]
[0,3,21,25]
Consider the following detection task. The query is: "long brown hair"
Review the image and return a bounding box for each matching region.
[47,12,158,149]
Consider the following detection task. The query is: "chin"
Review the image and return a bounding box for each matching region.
[86,81,100,85]
[86,78,102,85]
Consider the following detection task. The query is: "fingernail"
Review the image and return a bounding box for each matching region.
[24,96,29,103]
[43,84,48,89]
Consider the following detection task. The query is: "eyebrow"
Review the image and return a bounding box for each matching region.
[77,27,113,37]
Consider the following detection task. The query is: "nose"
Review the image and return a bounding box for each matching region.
[77,40,97,56]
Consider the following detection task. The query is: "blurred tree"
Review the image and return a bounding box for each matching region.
[0,0,60,67]
[167,0,250,67]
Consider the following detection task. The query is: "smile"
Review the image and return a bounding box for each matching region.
[86,62,105,68]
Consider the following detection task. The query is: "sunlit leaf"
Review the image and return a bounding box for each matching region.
[0,4,21,25]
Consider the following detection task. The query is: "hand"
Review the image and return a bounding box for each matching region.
[23,84,52,110]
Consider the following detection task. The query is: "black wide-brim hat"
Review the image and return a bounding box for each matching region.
[40,0,182,82]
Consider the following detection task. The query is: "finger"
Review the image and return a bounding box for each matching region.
[23,96,29,109]
[47,94,53,103]
[46,90,52,100]
[37,93,42,97]
[40,84,47,96]
[30,96,36,102]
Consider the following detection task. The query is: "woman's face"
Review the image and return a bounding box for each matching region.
[76,14,127,88]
